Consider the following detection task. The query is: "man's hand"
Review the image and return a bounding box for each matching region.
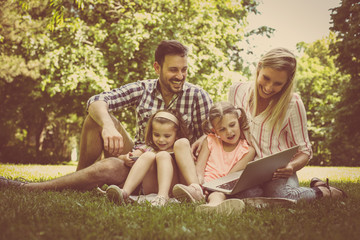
[102,126,124,156]
[191,135,206,160]
[272,164,294,180]
[88,101,125,156]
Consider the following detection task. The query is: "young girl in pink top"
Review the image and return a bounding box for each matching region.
[196,102,255,183]
[173,102,255,214]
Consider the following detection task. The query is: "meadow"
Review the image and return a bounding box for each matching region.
[1,164,359,240]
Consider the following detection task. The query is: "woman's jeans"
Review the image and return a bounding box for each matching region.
[232,174,317,201]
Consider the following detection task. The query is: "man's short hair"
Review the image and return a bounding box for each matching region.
[155,40,188,67]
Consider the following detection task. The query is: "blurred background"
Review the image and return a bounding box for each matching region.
[0,0,358,166]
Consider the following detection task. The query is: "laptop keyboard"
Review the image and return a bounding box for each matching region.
[216,179,238,190]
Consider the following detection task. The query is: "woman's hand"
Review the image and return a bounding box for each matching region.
[272,164,294,180]
[272,152,310,180]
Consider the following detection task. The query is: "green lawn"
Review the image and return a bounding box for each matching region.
[0,164,359,240]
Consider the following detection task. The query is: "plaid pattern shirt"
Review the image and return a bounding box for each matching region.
[87,79,212,146]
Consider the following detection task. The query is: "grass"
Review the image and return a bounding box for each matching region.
[1,164,360,240]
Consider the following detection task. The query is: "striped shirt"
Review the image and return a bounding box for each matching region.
[228,81,312,160]
[87,79,212,146]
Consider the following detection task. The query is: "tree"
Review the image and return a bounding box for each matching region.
[73,0,270,99]
[1,0,272,164]
[329,0,360,166]
[0,0,53,162]
[296,33,350,165]
[0,0,111,163]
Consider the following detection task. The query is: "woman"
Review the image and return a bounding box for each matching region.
[228,47,346,200]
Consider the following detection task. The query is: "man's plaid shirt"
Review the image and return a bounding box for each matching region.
[87,79,213,147]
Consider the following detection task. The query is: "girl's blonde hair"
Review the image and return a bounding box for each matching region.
[202,102,249,140]
[252,47,297,132]
[144,109,189,151]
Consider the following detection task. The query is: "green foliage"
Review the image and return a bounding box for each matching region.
[47,0,85,31]
[73,0,267,100]
[0,0,105,164]
[296,0,360,166]
[330,0,360,77]
[296,34,350,166]
[1,0,358,167]
[329,0,360,166]
[0,0,272,164]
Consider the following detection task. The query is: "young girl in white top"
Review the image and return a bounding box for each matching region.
[106,109,190,206]
[172,102,256,214]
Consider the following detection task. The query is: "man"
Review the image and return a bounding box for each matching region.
[0,40,212,191]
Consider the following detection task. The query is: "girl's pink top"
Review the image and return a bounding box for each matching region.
[204,134,249,182]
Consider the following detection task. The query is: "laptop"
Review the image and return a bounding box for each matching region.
[202,145,299,195]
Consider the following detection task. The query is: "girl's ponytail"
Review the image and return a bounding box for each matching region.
[202,119,213,135]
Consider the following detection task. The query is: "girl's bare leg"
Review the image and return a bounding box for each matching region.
[155,152,177,199]
[173,138,199,185]
[171,138,204,202]
[207,192,227,206]
[122,151,156,195]
[141,163,158,194]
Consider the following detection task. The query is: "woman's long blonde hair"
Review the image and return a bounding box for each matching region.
[251,47,297,132]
